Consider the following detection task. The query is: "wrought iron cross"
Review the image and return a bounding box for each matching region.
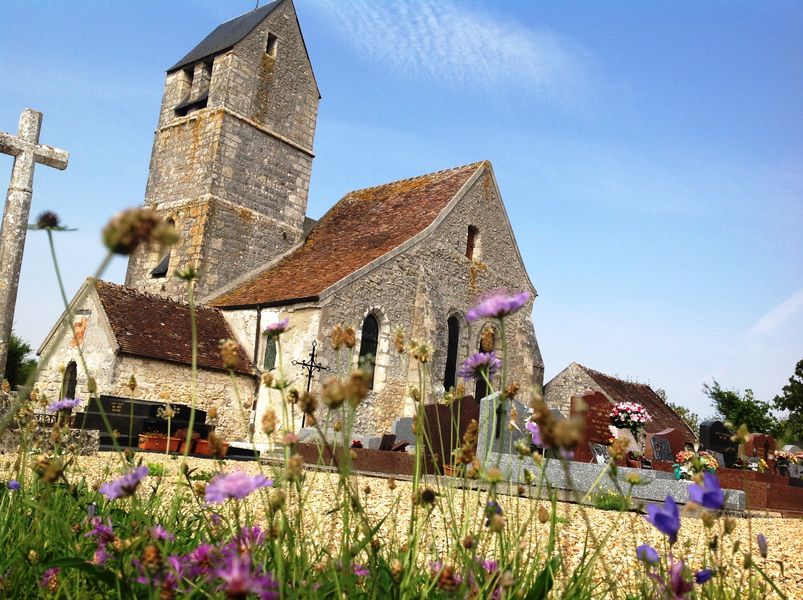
[291,340,330,426]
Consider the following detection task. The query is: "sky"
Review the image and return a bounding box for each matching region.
[0,0,801,419]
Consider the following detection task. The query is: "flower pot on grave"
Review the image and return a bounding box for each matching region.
[626,458,640,468]
[139,434,167,452]
[194,439,229,457]
[443,464,458,477]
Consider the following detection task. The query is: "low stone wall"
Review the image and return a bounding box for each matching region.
[0,428,99,455]
[296,443,417,477]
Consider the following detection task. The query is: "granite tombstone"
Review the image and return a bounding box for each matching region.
[699,420,737,467]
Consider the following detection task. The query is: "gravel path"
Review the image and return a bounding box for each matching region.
[4,451,801,597]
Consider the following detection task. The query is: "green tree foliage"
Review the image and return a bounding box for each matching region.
[667,401,701,434]
[703,380,782,438]
[773,359,803,444]
[5,332,37,389]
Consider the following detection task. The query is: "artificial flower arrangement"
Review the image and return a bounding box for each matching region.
[772,450,803,465]
[609,402,652,435]
[674,450,719,480]
[733,456,769,473]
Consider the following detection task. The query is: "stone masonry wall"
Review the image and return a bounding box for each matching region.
[312,165,544,435]
[35,287,253,440]
[126,1,318,300]
[544,362,605,415]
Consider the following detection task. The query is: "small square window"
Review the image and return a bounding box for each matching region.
[266,33,278,57]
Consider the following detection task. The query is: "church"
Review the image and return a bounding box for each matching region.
[34,0,544,442]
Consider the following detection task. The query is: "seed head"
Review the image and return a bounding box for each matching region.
[285,453,304,481]
[489,513,506,532]
[35,211,61,230]
[322,378,347,409]
[102,208,177,255]
[393,326,406,354]
[343,326,357,349]
[218,339,240,369]
[269,489,286,511]
[261,408,277,435]
[437,565,459,592]
[480,326,495,351]
[127,375,137,392]
[298,391,318,415]
[387,477,397,491]
[538,505,550,524]
[390,559,403,582]
[331,325,345,350]
[141,544,162,570]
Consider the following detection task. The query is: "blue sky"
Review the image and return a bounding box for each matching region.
[1,0,801,419]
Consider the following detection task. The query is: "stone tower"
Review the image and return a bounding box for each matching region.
[125,0,319,300]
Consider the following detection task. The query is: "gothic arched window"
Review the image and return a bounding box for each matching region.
[63,361,78,400]
[263,338,277,371]
[443,316,460,391]
[358,314,379,390]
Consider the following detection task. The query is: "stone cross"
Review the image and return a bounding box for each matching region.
[0,109,69,378]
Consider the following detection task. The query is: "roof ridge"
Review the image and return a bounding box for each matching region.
[344,161,486,197]
[579,363,654,389]
[95,280,218,313]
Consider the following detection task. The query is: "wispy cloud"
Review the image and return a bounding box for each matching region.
[312,0,591,104]
[747,288,803,336]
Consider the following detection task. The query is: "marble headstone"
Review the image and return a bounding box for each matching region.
[699,421,738,467]
[391,417,415,445]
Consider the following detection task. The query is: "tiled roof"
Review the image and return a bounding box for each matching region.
[578,365,697,442]
[94,281,253,375]
[212,162,484,308]
[168,0,283,72]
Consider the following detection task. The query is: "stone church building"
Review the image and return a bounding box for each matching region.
[35,0,544,441]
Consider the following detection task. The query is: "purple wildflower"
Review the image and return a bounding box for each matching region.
[6,480,20,491]
[526,421,543,447]
[264,318,289,338]
[205,472,272,504]
[480,559,498,573]
[467,290,531,321]
[636,544,659,565]
[99,465,149,499]
[216,553,278,600]
[92,545,110,566]
[645,496,681,544]
[353,563,369,577]
[695,569,714,584]
[47,397,81,413]
[458,352,502,381]
[39,567,60,593]
[484,500,503,527]
[757,533,768,558]
[85,517,115,544]
[668,559,694,598]
[184,543,219,578]
[151,524,174,541]
[688,472,724,510]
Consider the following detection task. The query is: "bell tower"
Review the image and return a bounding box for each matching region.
[125,0,319,300]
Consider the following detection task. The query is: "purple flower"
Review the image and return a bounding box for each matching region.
[688,472,724,510]
[47,397,81,413]
[353,563,369,577]
[480,558,498,573]
[216,553,278,600]
[458,352,502,381]
[484,500,503,527]
[645,496,681,544]
[526,421,543,447]
[695,569,714,584]
[205,472,272,504]
[151,524,174,541]
[636,544,659,565]
[85,517,115,544]
[92,545,110,566]
[183,543,219,578]
[6,480,20,491]
[757,533,768,558]
[467,290,531,321]
[98,465,149,499]
[264,318,289,337]
[668,559,694,598]
[39,567,60,592]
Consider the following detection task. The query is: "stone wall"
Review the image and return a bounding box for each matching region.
[544,362,603,415]
[125,0,318,300]
[35,287,254,440]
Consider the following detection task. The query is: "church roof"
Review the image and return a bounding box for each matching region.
[94,281,253,375]
[576,364,697,442]
[168,0,284,72]
[211,162,484,308]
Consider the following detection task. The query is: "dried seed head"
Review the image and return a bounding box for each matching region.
[485,467,502,484]
[36,211,61,230]
[298,392,318,416]
[346,370,370,406]
[489,514,506,532]
[87,377,97,394]
[141,544,162,570]
[343,326,357,349]
[330,325,345,350]
[437,565,459,592]
[333,420,343,432]
[218,339,240,369]
[363,484,371,495]
[462,534,476,549]
[261,409,277,435]
[418,487,437,505]
[269,489,286,511]
[285,453,304,481]
[505,382,520,399]
[261,371,274,387]
[393,326,406,354]
[701,511,716,529]
[322,378,347,409]
[387,477,397,491]
[207,405,219,421]
[538,505,550,524]
[390,559,403,582]
[102,208,177,255]
[609,437,629,462]
[480,326,495,352]
[454,419,478,466]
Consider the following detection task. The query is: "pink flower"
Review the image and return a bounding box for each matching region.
[467,290,531,321]
[264,318,289,337]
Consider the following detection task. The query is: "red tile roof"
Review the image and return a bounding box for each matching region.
[94,281,253,374]
[578,364,697,442]
[211,162,484,308]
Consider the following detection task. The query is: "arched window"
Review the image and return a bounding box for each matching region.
[475,326,495,400]
[63,361,78,400]
[358,314,379,390]
[150,218,175,278]
[263,337,277,371]
[443,316,460,391]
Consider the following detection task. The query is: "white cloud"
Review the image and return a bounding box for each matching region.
[312,0,590,104]
[747,288,803,336]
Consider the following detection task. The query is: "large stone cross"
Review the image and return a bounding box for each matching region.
[0,109,69,379]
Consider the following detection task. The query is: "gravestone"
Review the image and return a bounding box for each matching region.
[391,417,415,445]
[379,433,396,451]
[650,436,674,462]
[569,391,613,463]
[782,444,802,454]
[699,421,738,467]
[363,436,383,450]
[744,433,777,459]
[476,393,528,460]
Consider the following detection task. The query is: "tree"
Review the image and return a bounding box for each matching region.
[702,380,782,438]
[773,359,803,444]
[5,332,37,389]
[667,401,701,434]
